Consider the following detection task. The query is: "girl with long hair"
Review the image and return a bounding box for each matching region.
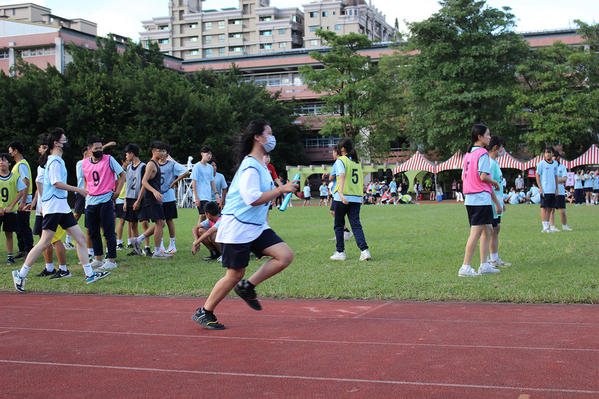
[459,124,502,277]
[12,128,110,293]
[191,119,299,330]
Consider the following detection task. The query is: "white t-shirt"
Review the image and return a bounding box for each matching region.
[41,160,71,215]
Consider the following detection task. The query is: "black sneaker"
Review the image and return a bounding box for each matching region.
[116,243,125,250]
[50,269,72,279]
[144,248,153,257]
[14,251,28,260]
[7,257,16,265]
[126,243,133,249]
[191,308,225,330]
[36,268,57,277]
[126,250,138,257]
[202,253,220,261]
[234,280,262,311]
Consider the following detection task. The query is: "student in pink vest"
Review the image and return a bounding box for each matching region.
[82,135,126,271]
[459,124,503,277]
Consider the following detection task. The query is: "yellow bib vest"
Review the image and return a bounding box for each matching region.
[0,172,21,213]
[12,158,33,195]
[333,156,363,197]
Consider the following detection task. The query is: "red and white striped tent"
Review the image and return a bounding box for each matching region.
[497,153,526,170]
[436,151,464,172]
[558,158,573,169]
[393,151,438,174]
[522,154,544,171]
[571,144,599,168]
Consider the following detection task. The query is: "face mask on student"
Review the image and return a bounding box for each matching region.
[261,135,276,152]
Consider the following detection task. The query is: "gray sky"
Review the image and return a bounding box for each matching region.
[2,0,598,40]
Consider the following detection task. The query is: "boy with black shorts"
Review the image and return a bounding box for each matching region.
[7,140,33,259]
[536,146,558,233]
[123,144,151,256]
[551,149,572,231]
[115,153,129,250]
[191,145,219,223]
[0,153,25,265]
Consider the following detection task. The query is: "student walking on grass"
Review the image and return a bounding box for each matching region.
[459,124,502,277]
[12,128,110,293]
[329,137,371,262]
[191,119,299,330]
[487,136,512,268]
[536,146,559,233]
[550,149,572,231]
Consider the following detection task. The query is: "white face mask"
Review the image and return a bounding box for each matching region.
[261,135,276,152]
[498,148,506,157]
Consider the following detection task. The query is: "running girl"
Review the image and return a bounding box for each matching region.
[459,124,502,277]
[191,119,299,330]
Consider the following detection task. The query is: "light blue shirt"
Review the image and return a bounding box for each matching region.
[76,160,84,189]
[319,184,328,196]
[85,156,124,206]
[17,163,32,203]
[200,218,221,230]
[557,163,567,196]
[508,192,520,205]
[389,181,397,193]
[574,175,583,189]
[464,147,492,206]
[583,174,594,188]
[162,161,189,203]
[191,162,214,201]
[210,172,228,202]
[537,160,558,193]
[594,175,599,190]
[332,158,362,203]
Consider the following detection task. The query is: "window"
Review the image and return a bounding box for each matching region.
[159,39,169,44]
[190,37,199,42]
[218,21,225,29]
[205,49,213,57]
[160,25,169,30]
[0,52,8,60]
[310,40,319,46]
[229,19,243,25]
[335,25,340,30]
[260,30,272,36]
[309,12,317,18]
[190,50,199,55]
[219,48,226,56]
[292,15,301,23]
[322,11,328,17]
[310,26,317,32]
[292,30,301,36]
[260,43,272,50]
[205,22,212,30]
[333,11,336,15]
[229,33,243,38]
[259,16,272,22]
[348,10,352,15]
[230,46,243,52]
[218,34,225,42]
[189,24,198,28]
[279,29,286,35]
[205,36,212,43]
[327,26,330,30]
[279,42,286,48]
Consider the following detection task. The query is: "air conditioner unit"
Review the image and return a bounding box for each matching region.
[9,42,15,46]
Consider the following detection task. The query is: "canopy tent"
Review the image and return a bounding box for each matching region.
[522,155,544,171]
[436,151,463,172]
[497,153,526,170]
[393,152,438,174]
[571,144,599,168]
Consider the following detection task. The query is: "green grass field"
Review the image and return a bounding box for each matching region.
[1,201,598,303]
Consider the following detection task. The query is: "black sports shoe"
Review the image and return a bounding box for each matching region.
[126,250,138,257]
[50,269,72,279]
[116,243,125,250]
[202,254,220,261]
[144,248,153,257]
[126,243,133,249]
[36,268,57,277]
[14,251,28,260]
[234,280,262,311]
[191,308,225,330]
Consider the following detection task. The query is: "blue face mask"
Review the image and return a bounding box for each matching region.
[261,135,276,152]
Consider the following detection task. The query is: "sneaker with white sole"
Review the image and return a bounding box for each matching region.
[478,263,500,275]
[489,258,512,267]
[131,237,143,256]
[343,231,354,241]
[144,247,153,257]
[330,251,346,261]
[12,270,26,293]
[98,261,117,271]
[90,260,104,268]
[86,271,110,284]
[50,269,71,279]
[152,250,173,259]
[64,242,76,250]
[164,247,177,254]
[359,249,371,261]
[541,228,552,233]
[217,255,222,262]
[458,266,479,277]
[562,226,573,231]
[550,226,561,232]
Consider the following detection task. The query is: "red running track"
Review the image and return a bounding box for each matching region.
[1,292,598,398]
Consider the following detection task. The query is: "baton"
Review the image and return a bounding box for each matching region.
[279,174,301,212]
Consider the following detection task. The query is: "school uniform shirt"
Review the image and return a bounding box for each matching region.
[210,172,228,202]
[489,158,503,217]
[574,175,583,189]
[528,186,540,197]
[319,185,328,196]
[160,160,190,203]
[389,181,397,194]
[191,162,214,202]
[557,163,568,196]
[303,185,311,198]
[41,156,70,215]
[200,217,221,230]
[583,174,594,188]
[464,147,492,206]
[536,160,558,193]
[594,175,599,190]
[332,157,362,203]
[507,192,520,205]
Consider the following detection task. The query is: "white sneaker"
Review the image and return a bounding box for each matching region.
[489,258,512,267]
[343,231,354,241]
[90,260,104,268]
[152,250,173,259]
[98,261,117,271]
[330,251,346,261]
[478,264,500,275]
[217,255,222,262]
[562,226,573,231]
[359,249,371,261]
[164,247,177,254]
[458,266,479,277]
[541,228,552,233]
[550,226,561,232]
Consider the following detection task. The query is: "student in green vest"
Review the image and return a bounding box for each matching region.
[7,140,34,258]
[0,153,26,265]
[330,137,371,261]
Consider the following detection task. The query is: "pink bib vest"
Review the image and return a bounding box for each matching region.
[82,155,115,196]
[462,148,492,195]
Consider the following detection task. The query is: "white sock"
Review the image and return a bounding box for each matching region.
[127,239,131,245]
[170,237,176,248]
[65,235,72,244]
[155,246,161,253]
[542,221,549,229]
[59,265,67,272]
[45,263,54,272]
[562,225,568,229]
[88,248,94,256]
[19,265,31,278]
[117,239,123,245]
[160,239,165,251]
[490,253,498,262]
[83,264,93,277]
[139,234,147,241]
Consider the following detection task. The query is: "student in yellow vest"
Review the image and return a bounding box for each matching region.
[0,153,26,265]
[330,137,371,261]
[7,140,34,258]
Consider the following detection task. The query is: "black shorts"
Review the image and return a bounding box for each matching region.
[33,215,43,235]
[115,202,126,219]
[162,201,177,220]
[74,193,86,215]
[41,212,78,232]
[0,213,18,232]
[466,205,493,226]
[594,189,599,194]
[125,198,149,222]
[304,196,311,200]
[330,200,337,212]
[391,193,397,198]
[197,200,209,215]
[221,229,284,270]
[555,195,566,209]
[492,216,501,228]
[540,193,556,208]
[584,187,593,192]
[146,203,165,222]
[320,195,327,200]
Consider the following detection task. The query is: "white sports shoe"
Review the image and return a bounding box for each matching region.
[550,226,561,232]
[98,261,117,271]
[343,231,354,241]
[152,250,173,259]
[165,247,177,254]
[458,266,479,277]
[541,228,552,233]
[90,260,104,268]
[489,258,512,267]
[359,249,371,261]
[478,264,500,275]
[330,251,346,261]
[217,255,222,262]
[562,226,573,231]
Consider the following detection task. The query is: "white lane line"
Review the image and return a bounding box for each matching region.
[2,326,598,352]
[0,359,597,395]
[353,301,393,318]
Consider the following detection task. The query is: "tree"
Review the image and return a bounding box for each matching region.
[401,0,530,156]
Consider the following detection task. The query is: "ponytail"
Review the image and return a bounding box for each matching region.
[467,124,488,153]
[39,128,64,167]
[337,137,359,163]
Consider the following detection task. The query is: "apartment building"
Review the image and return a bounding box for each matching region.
[140,0,304,59]
[0,3,97,35]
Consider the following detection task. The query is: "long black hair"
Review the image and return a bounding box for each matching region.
[487,135,506,153]
[233,119,270,173]
[39,128,65,167]
[337,137,359,163]
[466,124,488,153]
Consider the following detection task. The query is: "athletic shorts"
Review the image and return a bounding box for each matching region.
[146,203,165,222]
[555,195,566,209]
[74,193,86,215]
[125,198,149,222]
[221,228,284,270]
[330,200,337,212]
[466,205,493,226]
[584,187,593,192]
[162,201,177,220]
[320,195,327,200]
[41,212,78,233]
[594,189,599,194]
[114,202,126,219]
[304,196,311,200]
[540,193,556,208]
[197,200,209,215]
[33,215,43,235]
[492,216,501,228]
[0,213,18,232]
